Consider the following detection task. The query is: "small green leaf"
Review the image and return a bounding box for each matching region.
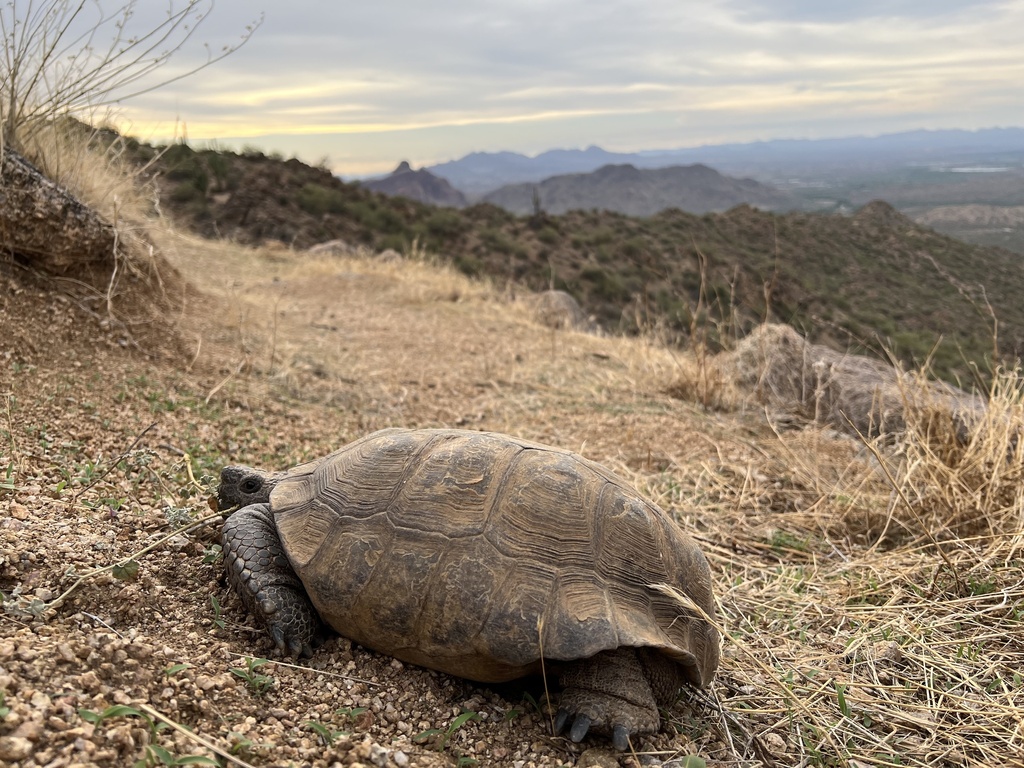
[78,704,150,727]
[448,711,480,733]
[679,757,707,768]
[0,467,14,491]
[164,663,191,677]
[112,560,140,581]
[305,720,334,745]
[336,706,367,719]
[147,743,175,765]
[413,727,442,743]
[836,682,851,718]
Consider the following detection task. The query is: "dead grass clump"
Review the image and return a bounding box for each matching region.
[21,121,154,230]
[663,348,741,412]
[707,532,1024,768]
[662,335,1024,765]
[886,365,1024,541]
[663,388,1024,765]
[3,120,192,359]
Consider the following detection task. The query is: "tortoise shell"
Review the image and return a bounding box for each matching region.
[265,428,719,685]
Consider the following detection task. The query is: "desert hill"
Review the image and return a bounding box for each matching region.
[360,160,468,208]
[481,163,797,216]
[132,140,1024,383]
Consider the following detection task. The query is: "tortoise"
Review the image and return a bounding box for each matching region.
[217,428,719,750]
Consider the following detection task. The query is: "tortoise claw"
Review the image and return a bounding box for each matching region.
[569,714,592,743]
[270,625,286,653]
[271,625,313,658]
[612,724,631,751]
[553,708,570,735]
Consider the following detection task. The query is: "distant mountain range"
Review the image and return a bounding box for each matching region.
[352,127,1024,254]
[482,163,797,216]
[425,128,1024,197]
[360,160,467,207]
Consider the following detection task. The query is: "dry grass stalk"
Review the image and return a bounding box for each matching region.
[890,366,1024,541]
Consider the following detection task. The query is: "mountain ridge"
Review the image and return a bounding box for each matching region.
[127,138,1024,383]
[426,127,1024,197]
[482,162,797,216]
[359,160,467,208]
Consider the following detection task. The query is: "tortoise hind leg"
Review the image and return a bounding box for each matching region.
[555,647,684,751]
[221,503,325,657]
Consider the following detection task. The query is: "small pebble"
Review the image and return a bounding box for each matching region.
[0,736,33,761]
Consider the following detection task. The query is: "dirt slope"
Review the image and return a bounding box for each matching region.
[1,231,1022,768]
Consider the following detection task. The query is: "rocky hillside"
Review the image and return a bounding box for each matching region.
[360,161,468,208]
[482,163,797,216]
[133,139,1024,382]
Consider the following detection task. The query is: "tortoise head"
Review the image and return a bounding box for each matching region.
[217,465,280,512]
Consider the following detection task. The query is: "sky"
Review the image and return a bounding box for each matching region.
[58,0,1024,176]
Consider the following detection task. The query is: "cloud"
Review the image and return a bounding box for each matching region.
[721,0,1005,23]
[87,0,1024,173]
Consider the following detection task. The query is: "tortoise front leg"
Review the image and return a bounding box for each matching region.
[221,503,324,657]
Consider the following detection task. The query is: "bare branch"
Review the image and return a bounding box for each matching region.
[1,0,262,146]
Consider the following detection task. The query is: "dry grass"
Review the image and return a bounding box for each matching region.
[7,120,189,358]
[18,120,156,251]
[656,325,1024,767]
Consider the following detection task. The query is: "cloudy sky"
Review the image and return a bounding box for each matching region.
[80,0,1024,175]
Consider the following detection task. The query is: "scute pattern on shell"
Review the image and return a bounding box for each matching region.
[269,428,718,685]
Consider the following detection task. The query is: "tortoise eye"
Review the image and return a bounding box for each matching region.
[240,478,262,494]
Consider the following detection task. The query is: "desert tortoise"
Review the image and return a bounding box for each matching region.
[217,428,719,749]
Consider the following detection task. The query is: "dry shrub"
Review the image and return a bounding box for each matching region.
[664,345,738,411]
[671,373,1024,766]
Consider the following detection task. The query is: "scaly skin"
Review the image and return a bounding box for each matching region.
[220,503,324,657]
